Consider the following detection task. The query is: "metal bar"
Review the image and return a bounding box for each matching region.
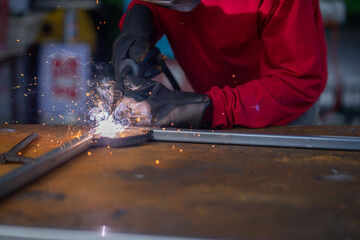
[151,128,360,151]
[0,134,94,200]
[93,129,152,148]
[8,132,38,155]
[0,224,203,240]
[1,155,34,164]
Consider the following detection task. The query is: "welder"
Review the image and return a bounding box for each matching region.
[112,0,327,129]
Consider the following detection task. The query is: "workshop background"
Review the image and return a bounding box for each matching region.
[0,0,359,126]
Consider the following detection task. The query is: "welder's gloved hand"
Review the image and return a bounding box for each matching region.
[112,4,155,86]
[124,75,212,129]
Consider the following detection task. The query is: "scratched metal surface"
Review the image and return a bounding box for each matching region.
[0,124,359,239]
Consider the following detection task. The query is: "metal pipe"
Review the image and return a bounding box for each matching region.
[0,134,94,200]
[8,132,38,155]
[151,128,360,151]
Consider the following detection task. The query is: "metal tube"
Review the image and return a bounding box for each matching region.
[151,128,360,151]
[0,134,94,200]
[1,155,34,164]
[8,132,38,155]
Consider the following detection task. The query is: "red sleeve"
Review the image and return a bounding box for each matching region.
[206,0,327,128]
[118,0,165,42]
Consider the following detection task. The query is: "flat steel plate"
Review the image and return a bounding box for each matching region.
[93,128,152,148]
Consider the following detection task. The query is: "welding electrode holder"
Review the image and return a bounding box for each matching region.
[112,4,180,91]
[119,46,181,91]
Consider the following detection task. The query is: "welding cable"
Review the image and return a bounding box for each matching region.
[320,22,343,121]
[161,61,181,91]
[330,22,343,112]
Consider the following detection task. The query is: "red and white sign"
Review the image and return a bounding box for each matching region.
[38,43,90,124]
[52,56,80,99]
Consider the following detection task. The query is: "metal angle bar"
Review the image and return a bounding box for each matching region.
[0,134,94,200]
[151,129,360,151]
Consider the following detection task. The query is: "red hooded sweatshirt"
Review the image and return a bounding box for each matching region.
[120,0,327,128]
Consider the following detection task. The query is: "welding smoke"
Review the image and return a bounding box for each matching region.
[88,78,152,137]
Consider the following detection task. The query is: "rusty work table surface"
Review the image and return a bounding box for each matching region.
[0,124,359,239]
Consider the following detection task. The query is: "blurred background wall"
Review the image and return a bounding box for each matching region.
[0,0,359,125]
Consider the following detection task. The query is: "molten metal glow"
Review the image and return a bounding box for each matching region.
[88,80,151,138]
[93,116,126,138]
[88,81,127,138]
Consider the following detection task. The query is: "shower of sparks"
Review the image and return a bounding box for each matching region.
[88,80,151,138]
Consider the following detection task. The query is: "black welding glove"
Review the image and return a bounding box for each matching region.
[112,4,157,88]
[123,75,212,128]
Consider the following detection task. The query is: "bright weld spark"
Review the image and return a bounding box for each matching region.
[94,117,126,138]
[89,81,127,138]
[89,80,151,138]
[101,225,106,237]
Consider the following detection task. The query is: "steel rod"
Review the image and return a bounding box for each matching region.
[0,134,94,200]
[151,128,360,151]
[8,132,38,155]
